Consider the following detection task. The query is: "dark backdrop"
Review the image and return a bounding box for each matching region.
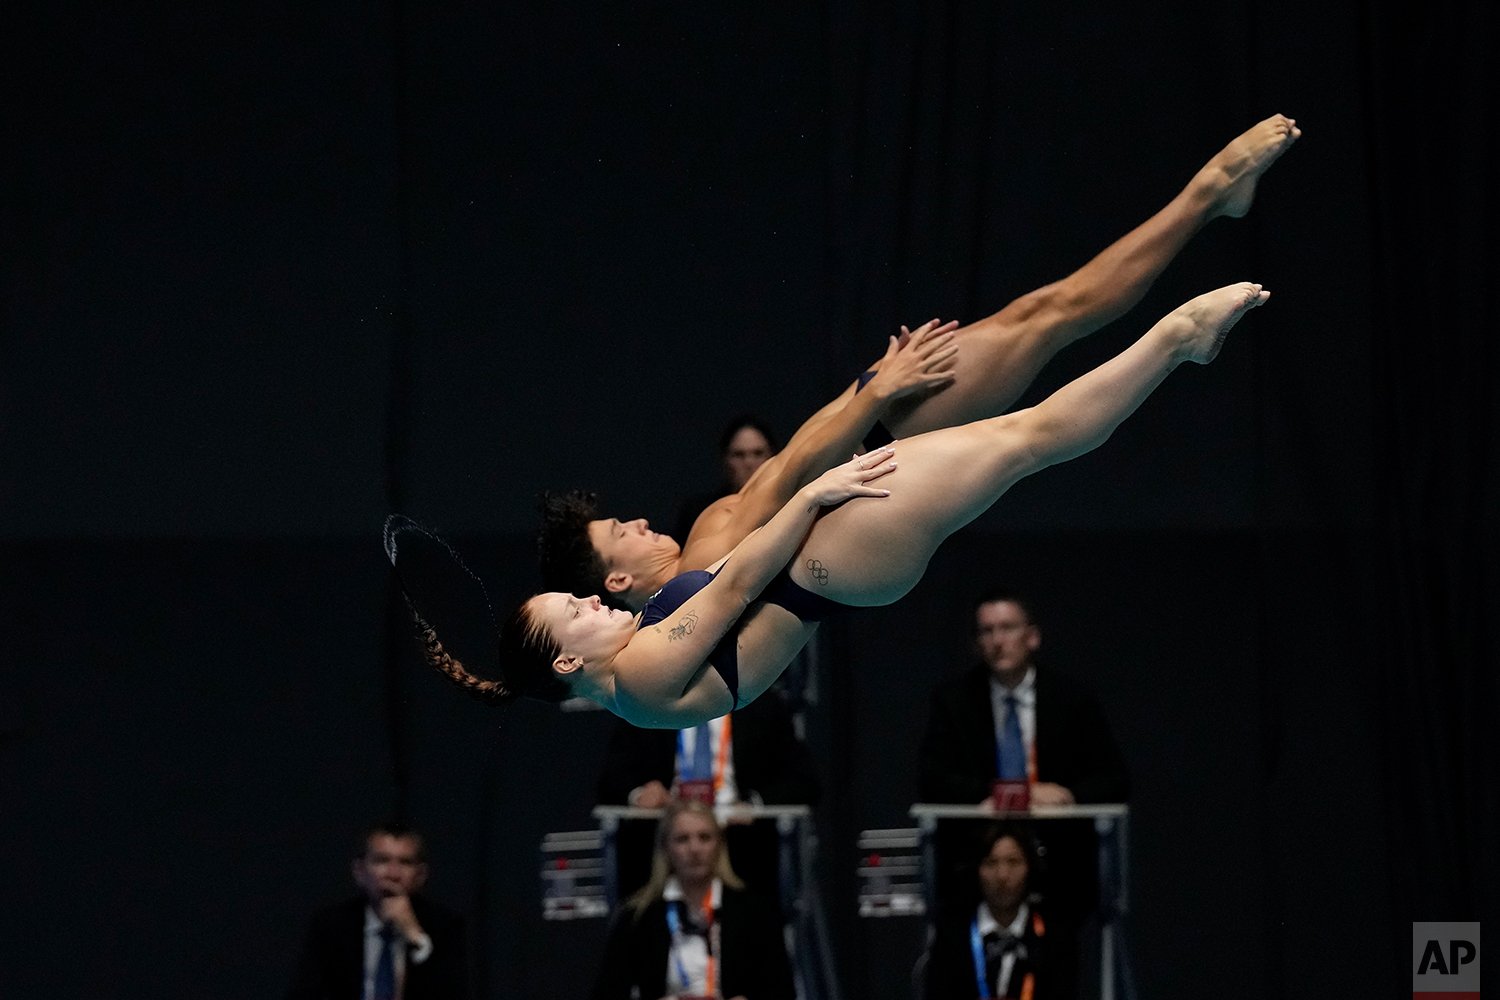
[2,2,1493,999]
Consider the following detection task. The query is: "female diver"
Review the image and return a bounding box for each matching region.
[392,282,1270,727]
[538,115,1300,612]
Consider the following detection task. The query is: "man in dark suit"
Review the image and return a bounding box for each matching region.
[288,823,470,1000]
[596,688,819,901]
[919,589,1128,989]
[919,591,1129,808]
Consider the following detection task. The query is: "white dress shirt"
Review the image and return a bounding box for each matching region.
[674,714,741,805]
[361,907,433,1000]
[661,877,724,996]
[976,900,1031,997]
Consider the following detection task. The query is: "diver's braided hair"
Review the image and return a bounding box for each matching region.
[410,608,512,705]
[385,514,571,706]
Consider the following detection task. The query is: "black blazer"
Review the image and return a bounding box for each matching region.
[919,664,1129,805]
[924,905,1074,1000]
[286,896,470,1000]
[591,887,795,1000]
[596,689,820,806]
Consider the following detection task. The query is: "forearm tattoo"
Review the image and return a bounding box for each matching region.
[805,558,830,586]
[667,610,699,641]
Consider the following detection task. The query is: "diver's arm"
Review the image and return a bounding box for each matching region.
[613,450,896,717]
[679,324,953,568]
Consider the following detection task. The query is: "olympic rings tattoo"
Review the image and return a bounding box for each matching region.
[805,559,830,586]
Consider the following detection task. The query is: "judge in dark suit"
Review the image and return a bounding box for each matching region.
[288,823,470,1000]
[592,800,795,1000]
[919,590,1128,995]
[919,592,1129,810]
[596,688,819,900]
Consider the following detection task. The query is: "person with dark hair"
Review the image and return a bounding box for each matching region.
[923,823,1074,1000]
[539,116,1300,612]
[536,316,961,605]
[717,417,779,489]
[287,823,470,1000]
[919,590,1128,993]
[591,800,795,1000]
[919,591,1129,809]
[673,415,783,543]
[390,282,1272,726]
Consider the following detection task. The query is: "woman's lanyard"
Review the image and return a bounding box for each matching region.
[969,919,993,1000]
[970,913,1039,1000]
[665,888,718,995]
[675,715,733,794]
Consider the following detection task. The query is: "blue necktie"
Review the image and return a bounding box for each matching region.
[997,693,1026,780]
[689,720,714,780]
[372,925,397,1000]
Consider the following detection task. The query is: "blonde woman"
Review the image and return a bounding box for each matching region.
[591,800,794,1000]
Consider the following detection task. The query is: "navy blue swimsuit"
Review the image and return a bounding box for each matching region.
[639,565,843,709]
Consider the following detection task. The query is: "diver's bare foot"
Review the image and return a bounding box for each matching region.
[1198,114,1301,219]
[1167,283,1271,364]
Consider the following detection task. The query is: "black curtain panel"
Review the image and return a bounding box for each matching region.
[2,2,1490,999]
[1360,0,1497,976]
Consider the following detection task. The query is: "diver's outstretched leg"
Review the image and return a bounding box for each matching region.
[799,283,1272,606]
[883,116,1299,437]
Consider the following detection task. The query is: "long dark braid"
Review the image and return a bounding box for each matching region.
[409,607,513,705]
[384,514,517,706]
